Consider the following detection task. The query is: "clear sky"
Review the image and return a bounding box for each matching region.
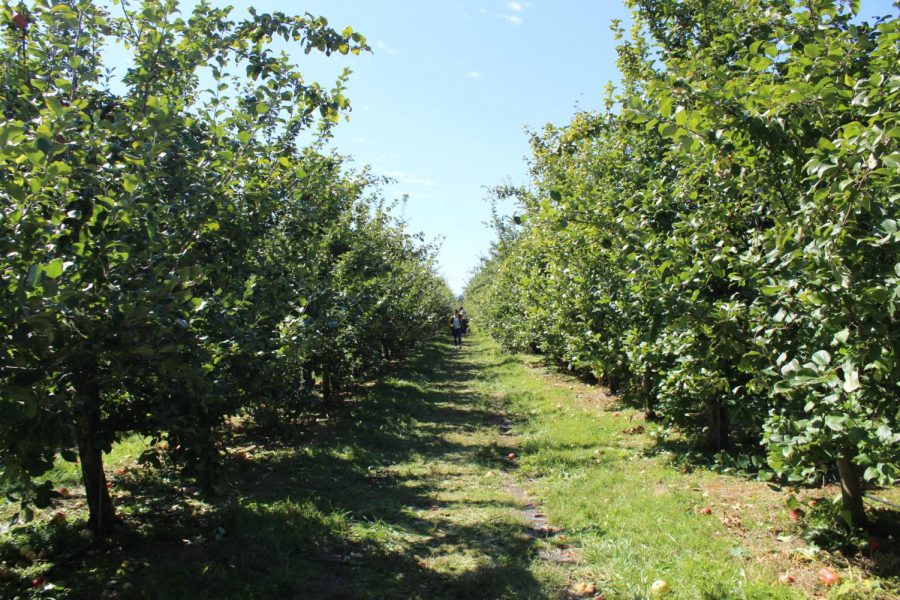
[123,1,899,295]
[206,0,637,295]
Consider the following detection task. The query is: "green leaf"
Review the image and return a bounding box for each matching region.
[659,97,673,118]
[255,102,269,114]
[824,416,845,432]
[842,364,860,393]
[123,174,139,193]
[832,329,850,344]
[803,44,821,58]
[658,123,677,137]
[42,260,64,279]
[27,265,42,288]
[882,152,900,169]
[811,350,831,367]
[774,380,792,394]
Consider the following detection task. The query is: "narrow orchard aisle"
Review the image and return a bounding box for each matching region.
[290,334,574,599]
[44,334,814,599]
[271,333,803,599]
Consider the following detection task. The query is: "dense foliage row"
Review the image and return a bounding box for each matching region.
[466,0,898,527]
[0,0,454,533]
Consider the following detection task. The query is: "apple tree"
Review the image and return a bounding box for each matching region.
[0,0,368,533]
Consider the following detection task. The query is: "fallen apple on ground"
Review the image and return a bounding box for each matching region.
[789,509,804,522]
[570,582,596,596]
[818,567,840,586]
[650,579,670,596]
[778,573,796,585]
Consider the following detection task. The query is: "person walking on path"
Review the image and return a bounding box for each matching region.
[449,310,463,349]
[459,307,469,335]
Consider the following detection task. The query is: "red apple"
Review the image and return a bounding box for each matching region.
[57,487,69,498]
[789,509,804,522]
[11,13,27,30]
[50,511,66,525]
[31,576,47,588]
[818,567,840,586]
[507,452,517,460]
[700,507,712,515]
[778,573,796,585]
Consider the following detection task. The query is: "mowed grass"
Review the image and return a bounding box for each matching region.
[464,335,897,599]
[0,341,545,599]
[1,334,896,599]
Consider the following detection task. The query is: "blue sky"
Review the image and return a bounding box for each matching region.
[123,1,899,294]
[213,0,636,294]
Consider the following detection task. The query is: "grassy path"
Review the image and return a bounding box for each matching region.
[3,335,895,598]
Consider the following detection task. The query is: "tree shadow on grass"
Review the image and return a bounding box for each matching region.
[34,341,549,599]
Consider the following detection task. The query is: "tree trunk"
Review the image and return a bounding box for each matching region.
[77,375,116,534]
[302,366,315,389]
[321,367,332,403]
[836,453,868,528]
[605,372,619,395]
[643,373,658,421]
[706,399,729,451]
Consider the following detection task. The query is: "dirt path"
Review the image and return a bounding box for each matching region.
[429,344,601,599]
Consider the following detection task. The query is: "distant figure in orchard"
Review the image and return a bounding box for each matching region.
[449,310,463,349]
[459,307,469,335]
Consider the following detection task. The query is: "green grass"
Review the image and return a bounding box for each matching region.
[465,337,806,600]
[0,335,896,599]
[40,435,151,489]
[0,341,544,599]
